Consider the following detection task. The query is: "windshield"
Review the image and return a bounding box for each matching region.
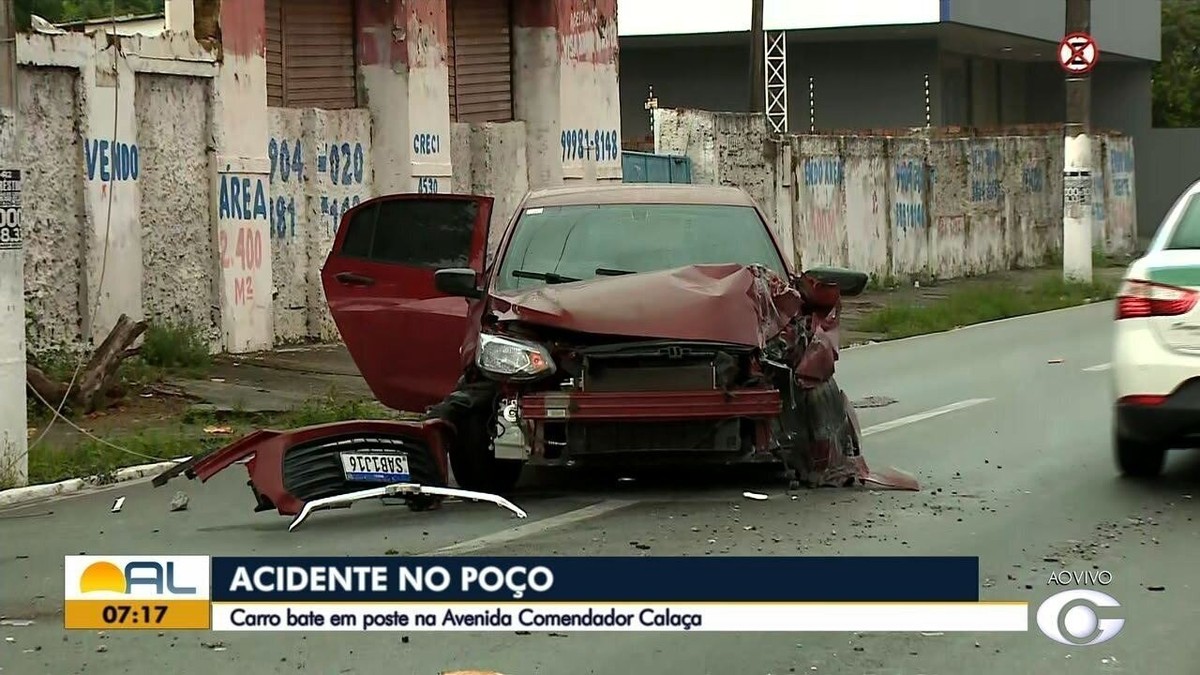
[1164,192,1200,250]
[493,203,788,292]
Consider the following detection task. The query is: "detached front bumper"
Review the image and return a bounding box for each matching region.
[512,389,782,465]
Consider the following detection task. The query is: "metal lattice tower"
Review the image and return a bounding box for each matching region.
[765,31,788,133]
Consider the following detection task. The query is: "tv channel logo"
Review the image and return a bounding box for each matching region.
[66,556,208,597]
[1036,589,1125,646]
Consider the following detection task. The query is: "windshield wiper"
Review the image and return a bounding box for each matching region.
[512,269,580,284]
[595,267,636,276]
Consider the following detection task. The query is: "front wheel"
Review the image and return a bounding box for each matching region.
[1114,428,1167,478]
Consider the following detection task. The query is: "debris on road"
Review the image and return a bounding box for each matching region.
[169,491,189,512]
[1047,358,1063,364]
[201,640,227,651]
[95,644,107,653]
[203,426,234,435]
[1147,585,1166,592]
[743,491,769,501]
[110,497,125,513]
[0,620,33,628]
[851,395,897,409]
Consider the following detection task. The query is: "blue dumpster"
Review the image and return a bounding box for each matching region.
[621,151,692,184]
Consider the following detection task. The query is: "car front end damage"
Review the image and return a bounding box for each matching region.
[464,263,918,490]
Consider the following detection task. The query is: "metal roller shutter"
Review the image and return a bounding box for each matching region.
[265,0,357,109]
[449,0,513,123]
[265,0,283,106]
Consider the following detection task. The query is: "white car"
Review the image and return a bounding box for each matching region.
[1112,181,1200,477]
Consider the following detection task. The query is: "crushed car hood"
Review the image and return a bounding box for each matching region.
[489,263,805,347]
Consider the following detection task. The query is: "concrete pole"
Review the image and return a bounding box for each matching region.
[1062,0,1093,283]
[749,0,765,113]
[0,0,26,486]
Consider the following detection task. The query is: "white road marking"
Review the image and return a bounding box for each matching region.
[422,499,638,556]
[1083,362,1111,372]
[861,398,993,437]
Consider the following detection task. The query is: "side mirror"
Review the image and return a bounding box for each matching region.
[802,266,869,298]
[434,268,483,299]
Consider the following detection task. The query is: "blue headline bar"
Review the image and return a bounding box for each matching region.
[210,556,979,603]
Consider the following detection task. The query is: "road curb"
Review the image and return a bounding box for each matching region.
[0,457,191,508]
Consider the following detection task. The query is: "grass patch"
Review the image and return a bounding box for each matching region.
[14,393,397,488]
[854,275,1117,340]
[139,321,212,374]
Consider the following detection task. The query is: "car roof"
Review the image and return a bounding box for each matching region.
[522,183,759,208]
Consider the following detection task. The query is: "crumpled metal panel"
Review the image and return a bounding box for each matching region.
[489,263,804,348]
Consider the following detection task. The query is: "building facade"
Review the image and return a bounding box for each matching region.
[618,0,1169,235]
[18,0,621,355]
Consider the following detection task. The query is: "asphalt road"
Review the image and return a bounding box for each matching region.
[3,300,1198,674]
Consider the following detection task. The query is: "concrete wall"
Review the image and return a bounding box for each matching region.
[656,109,1138,281]
[18,32,220,355]
[19,0,622,355]
[267,109,374,343]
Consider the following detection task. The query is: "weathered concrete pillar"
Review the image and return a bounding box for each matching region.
[207,0,272,353]
[166,0,196,33]
[357,0,452,195]
[513,0,562,188]
[83,31,143,345]
[513,0,621,187]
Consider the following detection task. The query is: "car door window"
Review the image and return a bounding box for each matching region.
[1166,194,1200,250]
[337,199,480,267]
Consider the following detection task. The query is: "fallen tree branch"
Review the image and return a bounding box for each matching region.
[25,314,149,414]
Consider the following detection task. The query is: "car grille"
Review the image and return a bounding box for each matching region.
[565,419,742,454]
[281,433,442,503]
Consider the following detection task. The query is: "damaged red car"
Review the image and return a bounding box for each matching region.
[160,184,905,519]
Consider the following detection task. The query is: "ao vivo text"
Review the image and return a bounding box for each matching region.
[229,564,554,599]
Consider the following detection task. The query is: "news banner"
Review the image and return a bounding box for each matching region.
[61,555,1050,634]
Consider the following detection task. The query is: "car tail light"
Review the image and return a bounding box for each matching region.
[1115,279,1199,320]
[1117,394,1168,406]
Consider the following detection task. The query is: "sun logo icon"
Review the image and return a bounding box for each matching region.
[79,561,128,594]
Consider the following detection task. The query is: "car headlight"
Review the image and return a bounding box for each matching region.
[476,333,556,381]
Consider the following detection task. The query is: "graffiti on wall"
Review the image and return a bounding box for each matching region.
[1111,148,1133,198]
[802,157,844,242]
[85,139,140,181]
[893,159,925,230]
[268,137,303,239]
[969,145,1002,203]
[217,173,268,308]
[318,141,367,232]
[559,0,618,65]
[1021,164,1045,193]
[561,128,620,163]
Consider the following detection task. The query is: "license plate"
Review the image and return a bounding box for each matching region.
[339,452,411,483]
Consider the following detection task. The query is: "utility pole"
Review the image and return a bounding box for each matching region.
[1062,0,1094,283]
[0,0,26,486]
[750,0,765,113]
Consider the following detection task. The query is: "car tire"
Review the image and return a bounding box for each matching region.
[1114,428,1167,478]
[444,403,525,495]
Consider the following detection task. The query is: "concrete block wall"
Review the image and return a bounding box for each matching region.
[18,32,220,355]
[657,109,1137,282]
[267,109,373,343]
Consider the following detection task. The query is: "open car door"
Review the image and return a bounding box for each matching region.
[320,193,493,414]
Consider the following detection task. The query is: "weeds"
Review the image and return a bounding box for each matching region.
[139,321,212,373]
[855,275,1117,339]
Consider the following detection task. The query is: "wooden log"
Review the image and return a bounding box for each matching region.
[26,314,149,414]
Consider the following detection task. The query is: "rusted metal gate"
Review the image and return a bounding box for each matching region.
[265,0,358,109]
[448,0,514,122]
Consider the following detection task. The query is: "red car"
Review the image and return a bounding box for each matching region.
[161,184,893,517]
